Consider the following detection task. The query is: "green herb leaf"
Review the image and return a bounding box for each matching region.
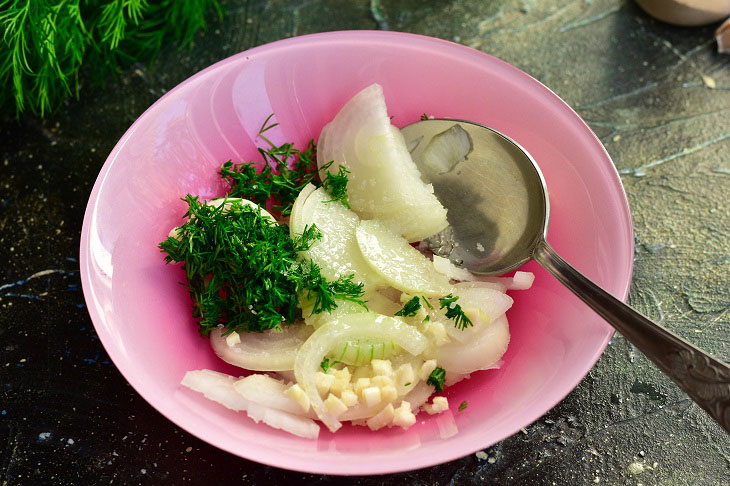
[427,366,446,393]
[321,161,351,208]
[458,400,468,411]
[438,294,473,330]
[1,0,222,116]
[421,295,434,310]
[158,196,365,335]
[320,357,338,373]
[394,296,421,317]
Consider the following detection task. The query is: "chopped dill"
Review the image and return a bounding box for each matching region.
[438,294,473,330]
[158,196,365,335]
[427,366,446,392]
[420,113,430,120]
[458,400,468,411]
[321,162,351,208]
[162,115,361,335]
[219,114,350,216]
[394,296,421,317]
[421,295,434,310]
[320,357,339,373]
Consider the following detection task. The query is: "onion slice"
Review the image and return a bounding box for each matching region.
[294,313,428,433]
[210,324,312,371]
[419,124,473,179]
[245,402,320,439]
[473,271,535,291]
[233,374,312,416]
[181,369,248,411]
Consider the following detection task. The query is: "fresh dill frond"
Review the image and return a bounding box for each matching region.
[321,161,351,208]
[158,196,365,335]
[427,366,446,392]
[458,400,468,411]
[295,263,367,315]
[0,0,222,116]
[438,294,473,330]
[221,115,354,216]
[394,296,421,317]
[220,118,321,217]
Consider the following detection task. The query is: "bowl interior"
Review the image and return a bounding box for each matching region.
[80,31,633,475]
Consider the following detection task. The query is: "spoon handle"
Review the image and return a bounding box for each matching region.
[533,239,730,433]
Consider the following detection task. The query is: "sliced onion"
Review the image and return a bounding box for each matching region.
[356,219,452,297]
[432,255,475,281]
[294,313,428,433]
[317,83,448,242]
[181,369,248,411]
[444,372,470,387]
[441,287,513,343]
[182,370,318,438]
[288,183,317,237]
[246,402,320,439]
[419,124,473,179]
[472,271,535,291]
[436,315,510,374]
[329,337,399,366]
[295,186,384,290]
[233,374,313,416]
[454,281,506,293]
[209,324,312,371]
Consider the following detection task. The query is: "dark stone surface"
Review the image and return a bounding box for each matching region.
[1,0,729,484]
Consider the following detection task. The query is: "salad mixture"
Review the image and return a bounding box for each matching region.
[160,84,534,439]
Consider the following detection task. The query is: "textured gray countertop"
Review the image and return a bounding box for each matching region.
[1,0,728,484]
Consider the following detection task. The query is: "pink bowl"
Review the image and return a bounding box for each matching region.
[80,31,633,475]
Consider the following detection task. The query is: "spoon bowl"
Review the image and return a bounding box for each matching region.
[403,119,548,275]
[403,119,730,434]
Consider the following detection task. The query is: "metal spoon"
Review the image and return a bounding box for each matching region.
[402,119,730,433]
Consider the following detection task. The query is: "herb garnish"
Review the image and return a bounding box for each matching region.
[320,357,339,373]
[427,366,446,393]
[421,295,434,310]
[438,294,473,330]
[458,400,468,411]
[158,196,366,335]
[394,296,421,317]
[321,163,351,208]
[220,115,350,216]
[220,116,320,217]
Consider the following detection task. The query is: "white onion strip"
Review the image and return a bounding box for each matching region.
[294,313,428,433]
[209,324,312,371]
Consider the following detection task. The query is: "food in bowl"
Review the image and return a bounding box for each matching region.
[159,83,534,438]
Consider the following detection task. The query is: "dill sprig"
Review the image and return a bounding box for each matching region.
[427,366,446,392]
[158,196,365,335]
[438,294,473,330]
[220,114,350,216]
[394,296,421,317]
[0,0,222,116]
[321,163,351,208]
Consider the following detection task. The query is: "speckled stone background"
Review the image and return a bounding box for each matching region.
[1,0,729,484]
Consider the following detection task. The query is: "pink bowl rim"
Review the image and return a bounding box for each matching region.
[80,30,634,475]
